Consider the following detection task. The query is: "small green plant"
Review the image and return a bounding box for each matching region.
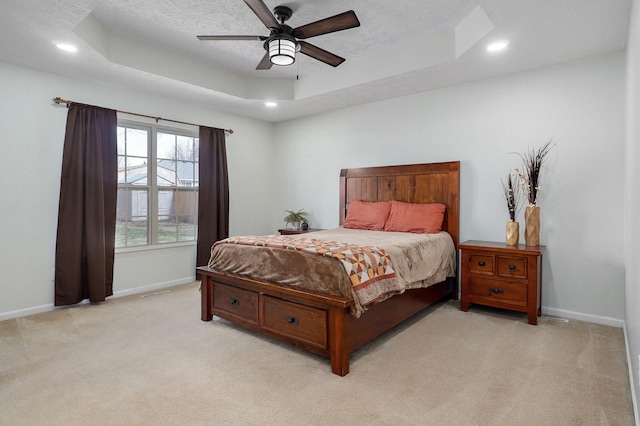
[283,209,309,229]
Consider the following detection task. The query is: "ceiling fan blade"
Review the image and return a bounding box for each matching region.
[299,41,345,67]
[256,52,273,70]
[244,0,280,29]
[197,35,266,41]
[293,10,360,39]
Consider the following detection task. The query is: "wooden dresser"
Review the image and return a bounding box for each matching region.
[459,240,545,325]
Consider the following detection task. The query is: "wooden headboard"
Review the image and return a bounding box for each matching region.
[339,161,460,248]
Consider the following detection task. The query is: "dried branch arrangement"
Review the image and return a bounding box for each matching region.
[513,138,556,206]
[502,171,522,221]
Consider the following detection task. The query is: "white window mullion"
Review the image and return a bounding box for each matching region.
[149,126,158,245]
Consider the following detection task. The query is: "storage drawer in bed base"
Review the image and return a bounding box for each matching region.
[212,282,259,325]
[262,295,328,349]
[199,267,455,376]
[204,271,348,360]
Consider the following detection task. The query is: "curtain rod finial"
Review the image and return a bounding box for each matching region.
[53,97,70,108]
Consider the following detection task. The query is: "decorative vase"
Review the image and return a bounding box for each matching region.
[506,221,519,246]
[524,205,540,246]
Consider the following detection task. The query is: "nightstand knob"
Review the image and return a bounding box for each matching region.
[489,288,505,294]
[478,261,486,266]
[509,264,517,270]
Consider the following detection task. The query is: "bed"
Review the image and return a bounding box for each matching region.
[197,161,460,376]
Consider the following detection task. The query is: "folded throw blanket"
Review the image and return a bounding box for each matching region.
[215,235,400,308]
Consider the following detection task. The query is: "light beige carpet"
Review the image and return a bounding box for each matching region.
[0,283,634,425]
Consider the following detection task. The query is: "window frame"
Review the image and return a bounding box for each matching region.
[116,119,199,252]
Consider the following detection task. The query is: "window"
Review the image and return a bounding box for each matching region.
[116,122,199,248]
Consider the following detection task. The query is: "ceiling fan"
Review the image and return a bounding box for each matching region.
[197,0,360,70]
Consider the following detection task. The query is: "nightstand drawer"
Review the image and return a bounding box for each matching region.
[468,253,495,275]
[468,277,527,307]
[496,256,527,279]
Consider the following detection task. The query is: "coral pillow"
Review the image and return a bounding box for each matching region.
[343,200,391,231]
[383,201,446,234]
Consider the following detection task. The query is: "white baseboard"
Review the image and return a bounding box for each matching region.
[111,277,196,298]
[623,323,640,426]
[0,277,196,322]
[542,306,625,328]
[0,303,55,322]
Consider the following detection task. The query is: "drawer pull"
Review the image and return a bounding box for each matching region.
[508,264,517,270]
[489,288,505,294]
[478,261,486,266]
[285,316,299,325]
[228,298,239,306]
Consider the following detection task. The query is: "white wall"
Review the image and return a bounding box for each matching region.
[625,0,640,415]
[0,50,629,327]
[0,61,274,317]
[273,52,626,323]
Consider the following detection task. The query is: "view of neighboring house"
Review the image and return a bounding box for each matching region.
[117,160,198,221]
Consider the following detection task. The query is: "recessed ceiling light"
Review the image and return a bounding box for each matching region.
[56,43,78,53]
[487,40,509,52]
[265,101,278,108]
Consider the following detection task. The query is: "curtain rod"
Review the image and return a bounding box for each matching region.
[52,97,233,135]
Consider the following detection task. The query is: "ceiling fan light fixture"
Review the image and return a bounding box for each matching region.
[268,35,297,66]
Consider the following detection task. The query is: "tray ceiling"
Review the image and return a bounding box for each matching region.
[0,0,632,122]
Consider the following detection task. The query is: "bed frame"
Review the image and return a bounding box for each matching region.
[198,161,460,376]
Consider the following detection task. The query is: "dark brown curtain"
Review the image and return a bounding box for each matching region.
[54,103,118,306]
[196,126,229,269]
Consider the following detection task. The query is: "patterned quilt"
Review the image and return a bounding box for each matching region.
[215,235,401,307]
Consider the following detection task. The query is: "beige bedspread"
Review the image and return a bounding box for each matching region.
[208,227,456,317]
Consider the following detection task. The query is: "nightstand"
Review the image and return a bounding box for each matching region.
[459,240,545,325]
[278,228,324,235]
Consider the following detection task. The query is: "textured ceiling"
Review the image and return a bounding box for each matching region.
[0,0,633,122]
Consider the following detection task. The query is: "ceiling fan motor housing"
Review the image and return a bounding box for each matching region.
[264,24,299,50]
[273,6,293,24]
